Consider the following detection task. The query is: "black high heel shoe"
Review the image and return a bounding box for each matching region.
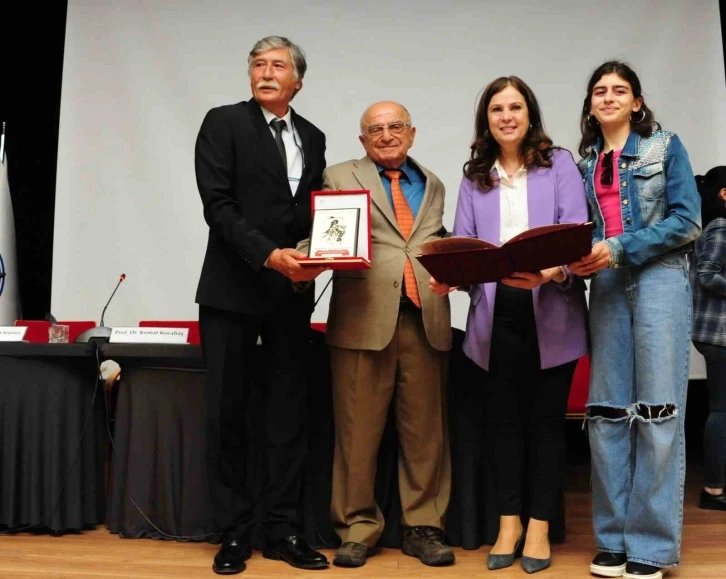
[487,532,525,571]
[521,552,551,574]
[520,537,551,574]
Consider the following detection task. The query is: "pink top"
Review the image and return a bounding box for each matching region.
[594,149,624,238]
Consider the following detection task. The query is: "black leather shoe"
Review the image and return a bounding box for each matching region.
[213,537,251,575]
[263,535,329,570]
[699,489,726,511]
[623,562,664,579]
[590,552,627,577]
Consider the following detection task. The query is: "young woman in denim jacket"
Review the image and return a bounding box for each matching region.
[569,61,701,579]
[691,166,726,512]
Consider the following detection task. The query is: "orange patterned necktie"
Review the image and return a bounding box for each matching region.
[383,170,421,308]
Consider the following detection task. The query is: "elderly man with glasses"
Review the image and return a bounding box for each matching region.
[298,101,454,568]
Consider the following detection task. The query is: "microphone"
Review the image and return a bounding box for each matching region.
[75,273,127,343]
[100,273,126,328]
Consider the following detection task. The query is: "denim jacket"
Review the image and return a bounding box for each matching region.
[578,130,701,268]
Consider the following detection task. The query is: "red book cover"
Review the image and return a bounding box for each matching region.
[416,222,593,286]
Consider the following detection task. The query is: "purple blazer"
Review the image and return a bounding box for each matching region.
[453,149,588,370]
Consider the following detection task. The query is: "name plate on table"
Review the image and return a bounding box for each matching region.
[109,327,189,344]
[299,190,372,270]
[0,326,28,342]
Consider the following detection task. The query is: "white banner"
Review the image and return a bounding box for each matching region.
[51,1,723,380]
[53,0,726,329]
[0,157,20,325]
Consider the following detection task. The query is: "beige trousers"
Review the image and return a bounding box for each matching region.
[329,306,451,546]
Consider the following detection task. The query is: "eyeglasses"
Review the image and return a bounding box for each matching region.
[600,150,614,186]
[364,122,410,137]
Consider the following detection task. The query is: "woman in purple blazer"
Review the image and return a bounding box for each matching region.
[431,77,588,574]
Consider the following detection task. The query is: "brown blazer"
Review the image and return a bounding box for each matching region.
[301,156,452,352]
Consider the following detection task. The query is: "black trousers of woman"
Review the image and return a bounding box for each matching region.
[485,284,577,521]
[693,341,726,489]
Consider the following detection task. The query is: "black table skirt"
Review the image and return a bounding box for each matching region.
[104,330,565,548]
[106,366,216,540]
[0,345,106,533]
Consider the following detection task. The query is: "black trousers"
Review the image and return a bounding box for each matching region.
[693,341,726,489]
[199,287,313,541]
[485,284,576,522]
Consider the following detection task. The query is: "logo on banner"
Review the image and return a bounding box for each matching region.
[0,252,6,297]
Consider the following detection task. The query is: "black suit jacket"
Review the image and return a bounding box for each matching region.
[194,99,326,314]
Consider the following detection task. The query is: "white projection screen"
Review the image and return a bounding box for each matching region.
[54,0,726,376]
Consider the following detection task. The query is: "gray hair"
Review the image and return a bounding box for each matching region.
[248,36,307,81]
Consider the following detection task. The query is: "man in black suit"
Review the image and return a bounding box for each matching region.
[194,35,328,575]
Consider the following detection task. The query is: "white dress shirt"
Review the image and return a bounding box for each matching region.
[494,159,529,245]
[494,159,567,283]
[260,106,303,195]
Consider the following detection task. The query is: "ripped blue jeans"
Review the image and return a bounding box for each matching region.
[587,254,691,568]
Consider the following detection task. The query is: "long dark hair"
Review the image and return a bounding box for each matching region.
[697,166,726,227]
[464,76,554,191]
[578,61,660,158]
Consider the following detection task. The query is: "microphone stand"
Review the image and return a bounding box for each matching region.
[75,274,126,343]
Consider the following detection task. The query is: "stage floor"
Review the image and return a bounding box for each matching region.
[1,465,725,578]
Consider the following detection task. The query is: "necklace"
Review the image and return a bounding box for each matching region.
[501,161,520,180]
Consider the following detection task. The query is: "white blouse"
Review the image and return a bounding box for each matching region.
[493,159,567,283]
[494,159,528,245]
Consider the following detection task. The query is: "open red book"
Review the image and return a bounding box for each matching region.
[416,222,593,286]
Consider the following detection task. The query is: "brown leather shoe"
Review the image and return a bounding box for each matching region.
[402,526,455,566]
